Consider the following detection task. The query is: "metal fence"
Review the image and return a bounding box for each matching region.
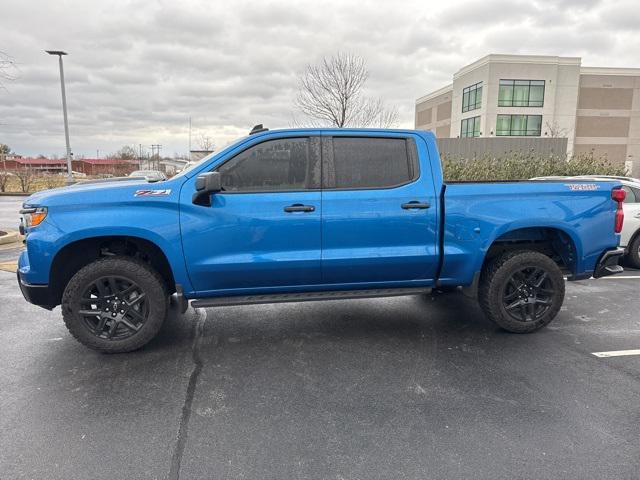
[437,137,568,159]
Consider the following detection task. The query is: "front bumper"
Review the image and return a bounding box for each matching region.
[593,247,625,279]
[17,271,55,310]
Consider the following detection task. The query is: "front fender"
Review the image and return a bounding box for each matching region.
[21,201,193,293]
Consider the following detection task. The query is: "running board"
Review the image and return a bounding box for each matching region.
[191,287,431,308]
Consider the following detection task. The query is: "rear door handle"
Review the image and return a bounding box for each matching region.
[284,204,315,213]
[401,201,430,210]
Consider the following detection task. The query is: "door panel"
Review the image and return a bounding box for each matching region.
[180,135,322,295]
[181,191,321,293]
[321,135,439,285]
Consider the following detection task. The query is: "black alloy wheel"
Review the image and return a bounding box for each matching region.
[501,266,554,322]
[79,275,149,341]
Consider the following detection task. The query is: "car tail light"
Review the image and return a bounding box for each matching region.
[612,188,626,202]
[612,187,625,233]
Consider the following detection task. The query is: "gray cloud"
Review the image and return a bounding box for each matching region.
[0,0,638,157]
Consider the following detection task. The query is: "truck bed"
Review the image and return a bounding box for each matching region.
[439,180,620,285]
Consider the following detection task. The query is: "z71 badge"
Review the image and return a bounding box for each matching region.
[564,183,600,191]
[134,189,172,197]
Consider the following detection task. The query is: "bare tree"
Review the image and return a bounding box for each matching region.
[197,134,215,152]
[14,167,35,193]
[0,171,10,192]
[544,120,569,138]
[294,53,398,128]
[0,146,10,192]
[0,51,18,89]
[108,145,138,160]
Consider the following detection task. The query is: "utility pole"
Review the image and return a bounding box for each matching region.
[45,50,73,185]
[150,144,162,170]
[188,117,192,162]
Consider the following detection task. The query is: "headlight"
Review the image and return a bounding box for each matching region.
[20,207,48,228]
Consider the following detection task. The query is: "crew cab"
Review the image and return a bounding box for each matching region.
[18,127,626,352]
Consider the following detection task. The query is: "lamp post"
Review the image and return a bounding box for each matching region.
[45,50,73,185]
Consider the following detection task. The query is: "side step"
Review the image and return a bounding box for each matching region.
[191,287,431,308]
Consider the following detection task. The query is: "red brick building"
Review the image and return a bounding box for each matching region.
[72,159,138,175]
[0,157,138,176]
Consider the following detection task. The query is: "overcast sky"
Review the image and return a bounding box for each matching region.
[1,0,638,158]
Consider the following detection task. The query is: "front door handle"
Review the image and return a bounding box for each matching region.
[401,201,430,210]
[284,204,315,213]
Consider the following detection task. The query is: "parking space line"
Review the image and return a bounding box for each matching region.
[592,349,640,358]
[599,276,640,279]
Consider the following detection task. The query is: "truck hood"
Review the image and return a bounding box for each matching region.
[23,177,164,207]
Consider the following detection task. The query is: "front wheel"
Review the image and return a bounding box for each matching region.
[478,250,565,333]
[62,257,168,353]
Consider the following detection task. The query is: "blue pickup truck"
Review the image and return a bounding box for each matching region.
[18,127,626,352]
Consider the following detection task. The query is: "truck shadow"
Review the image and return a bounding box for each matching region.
[194,291,495,348]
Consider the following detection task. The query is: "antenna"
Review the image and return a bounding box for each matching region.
[249,124,268,135]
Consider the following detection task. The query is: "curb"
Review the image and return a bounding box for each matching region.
[0,261,17,273]
[0,230,22,246]
[0,192,30,196]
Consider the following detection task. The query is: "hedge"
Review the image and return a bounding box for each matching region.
[442,152,627,182]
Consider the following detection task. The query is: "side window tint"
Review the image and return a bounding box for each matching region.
[330,137,415,189]
[217,138,319,192]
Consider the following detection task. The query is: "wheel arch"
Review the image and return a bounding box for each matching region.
[625,226,640,253]
[482,226,580,277]
[49,235,176,306]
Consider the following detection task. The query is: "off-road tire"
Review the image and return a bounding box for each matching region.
[626,234,640,269]
[62,257,168,353]
[478,250,564,333]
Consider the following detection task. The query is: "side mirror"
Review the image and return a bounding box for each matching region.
[192,172,222,206]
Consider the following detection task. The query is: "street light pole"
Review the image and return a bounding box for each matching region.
[45,50,73,185]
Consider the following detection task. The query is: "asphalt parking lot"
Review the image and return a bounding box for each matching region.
[1,194,640,479]
[1,268,640,479]
[0,195,24,232]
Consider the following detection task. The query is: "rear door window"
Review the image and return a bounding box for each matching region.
[325,137,417,189]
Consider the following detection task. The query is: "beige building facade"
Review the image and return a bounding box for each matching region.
[415,54,640,175]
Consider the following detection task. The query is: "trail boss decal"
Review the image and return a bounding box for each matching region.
[134,189,172,197]
[564,183,600,191]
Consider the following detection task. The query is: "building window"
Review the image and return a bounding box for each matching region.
[498,80,545,107]
[496,115,542,136]
[462,82,482,112]
[460,116,481,138]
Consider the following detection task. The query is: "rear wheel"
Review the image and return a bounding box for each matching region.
[626,234,640,269]
[62,257,168,353]
[478,250,564,333]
